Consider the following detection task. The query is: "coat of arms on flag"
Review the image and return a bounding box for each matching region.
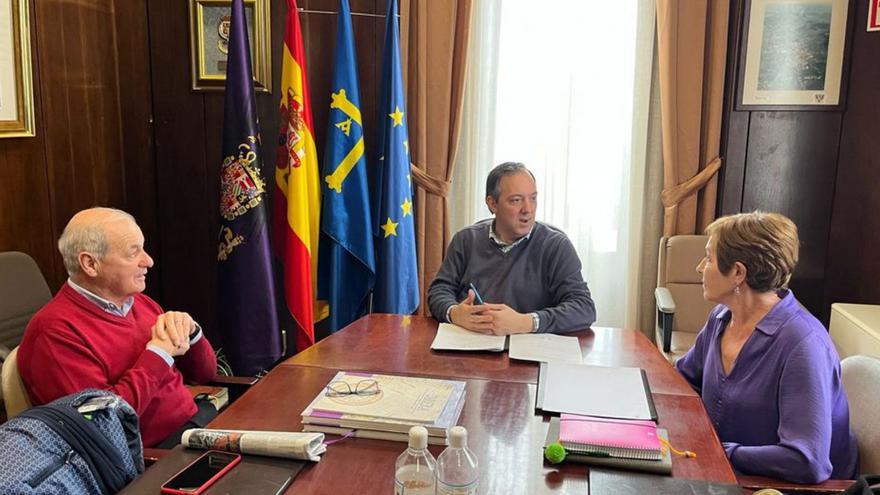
[220,138,267,221]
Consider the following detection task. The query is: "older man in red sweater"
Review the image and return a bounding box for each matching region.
[19,207,217,448]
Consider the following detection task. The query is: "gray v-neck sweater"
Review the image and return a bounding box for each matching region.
[427,220,596,333]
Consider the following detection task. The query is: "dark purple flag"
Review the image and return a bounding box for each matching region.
[217,0,281,375]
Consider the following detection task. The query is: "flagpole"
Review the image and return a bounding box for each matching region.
[296,7,398,19]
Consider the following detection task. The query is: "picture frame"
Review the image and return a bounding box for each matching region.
[0,0,35,138]
[737,0,851,110]
[869,0,880,32]
[189,0,271,92]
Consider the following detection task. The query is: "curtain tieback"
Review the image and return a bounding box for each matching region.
[660,157,722,208]
[409,163,451,198]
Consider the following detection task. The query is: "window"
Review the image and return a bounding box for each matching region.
[452,1,654,327]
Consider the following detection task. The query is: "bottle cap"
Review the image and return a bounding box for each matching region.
[448,426,467,448]
[408,426,429,449]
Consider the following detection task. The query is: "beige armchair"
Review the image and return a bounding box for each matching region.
[654,235,715,362]
[842,355,880,474]
[1,347,31,418]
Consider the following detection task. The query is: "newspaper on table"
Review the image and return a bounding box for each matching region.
[182,428,326,462]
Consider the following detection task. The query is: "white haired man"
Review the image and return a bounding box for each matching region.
[18,207,217,448]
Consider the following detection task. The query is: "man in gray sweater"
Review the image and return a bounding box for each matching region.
[427,162,596,335]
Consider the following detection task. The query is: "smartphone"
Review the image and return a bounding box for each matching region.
[160,450,242,495]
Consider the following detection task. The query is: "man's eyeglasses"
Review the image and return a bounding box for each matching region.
[325,379,380,397]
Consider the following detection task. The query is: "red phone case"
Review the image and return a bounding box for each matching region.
[160,450,242,495]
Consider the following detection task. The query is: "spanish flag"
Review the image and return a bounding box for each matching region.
[273,0,324,351]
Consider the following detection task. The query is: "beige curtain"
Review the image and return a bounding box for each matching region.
[655,0,729,236]
[400,0,473,315]
[634,43,667,338]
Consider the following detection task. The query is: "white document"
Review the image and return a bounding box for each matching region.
[538,363,655,420]
[508,333,582,364]
[430,323,506,352]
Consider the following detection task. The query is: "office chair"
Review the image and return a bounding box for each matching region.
[654,236,715,362]
[0,251,52,362]
[0,251,51,409]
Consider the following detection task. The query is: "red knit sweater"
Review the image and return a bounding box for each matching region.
[18,284,217,447]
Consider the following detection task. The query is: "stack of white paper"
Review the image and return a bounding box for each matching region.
[430,323,506,351]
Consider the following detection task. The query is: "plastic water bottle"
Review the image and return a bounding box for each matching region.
[436,426,479,495]
[394,426,436,495]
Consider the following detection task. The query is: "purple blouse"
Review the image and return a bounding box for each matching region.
[676,290,858,483]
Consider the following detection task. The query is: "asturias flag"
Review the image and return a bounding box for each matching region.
[372,0,419,314]
[272,0,326,351]
[217,0,280,375]
[317,0,375,332]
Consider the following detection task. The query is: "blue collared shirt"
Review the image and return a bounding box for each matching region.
[67,279,134,316]
[676,290,858,483]
[67,279,203,366]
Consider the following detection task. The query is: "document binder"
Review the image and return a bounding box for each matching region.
[536,362,658,421]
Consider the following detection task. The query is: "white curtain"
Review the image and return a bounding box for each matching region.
[452,0,656,328]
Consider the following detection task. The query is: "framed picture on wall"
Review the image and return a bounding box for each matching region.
[189,0,271,92]
[0,0,35,138]
[869,0,880,31]
[737,0,851,110]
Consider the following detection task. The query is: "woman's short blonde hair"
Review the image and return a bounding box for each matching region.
[705,211,799,293]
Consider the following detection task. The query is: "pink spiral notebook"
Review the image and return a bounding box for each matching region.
[559,414,662,460]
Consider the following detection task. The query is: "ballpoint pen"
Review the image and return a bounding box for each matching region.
[468,283,484,305]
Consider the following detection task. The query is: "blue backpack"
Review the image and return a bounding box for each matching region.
[0,389,144,494]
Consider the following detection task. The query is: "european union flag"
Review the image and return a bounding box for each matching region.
[371,0,419,314]
[318,0,375,332]
[217,0,281,375]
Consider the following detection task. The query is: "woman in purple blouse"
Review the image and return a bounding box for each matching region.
[675,212,858,483]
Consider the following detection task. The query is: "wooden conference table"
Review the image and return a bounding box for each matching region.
[148,315,737,494]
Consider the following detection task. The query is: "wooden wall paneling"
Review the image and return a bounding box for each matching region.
[0,139,56,288]
[824,1,880,311]
[202,91,222,345]
[740,112,842,320]
[718,111,749,215]
[147,0,217,340]
[113,0,162,299]
[33,0,129,287]
[0,0,55,288]
[718,0,743,216]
